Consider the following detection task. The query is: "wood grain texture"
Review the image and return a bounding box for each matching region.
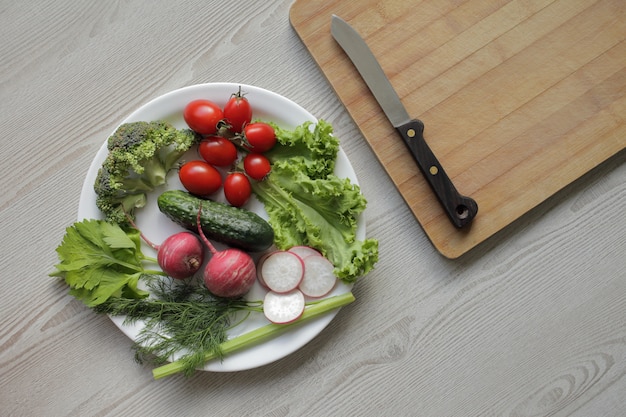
[1,1,625,416]
[290,0,626,258]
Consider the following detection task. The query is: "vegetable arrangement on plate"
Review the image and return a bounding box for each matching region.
[51,84,378,379]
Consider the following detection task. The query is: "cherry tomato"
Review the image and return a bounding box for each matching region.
[223,88,252,133]
[243,122,276,152]
[199,137,238,167]
[183,99,224,135]
[223,172,251,207]
[243,153,271,181]
[178,160,222,196]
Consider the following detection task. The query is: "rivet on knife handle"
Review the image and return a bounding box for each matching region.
[397,119,478,228]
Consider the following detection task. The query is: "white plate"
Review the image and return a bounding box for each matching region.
[78,83,363,372]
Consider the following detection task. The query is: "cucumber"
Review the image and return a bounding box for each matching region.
[157,190,274,252]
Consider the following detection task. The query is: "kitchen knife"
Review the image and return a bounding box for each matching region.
[331,15,478,228]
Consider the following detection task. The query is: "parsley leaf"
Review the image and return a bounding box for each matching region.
[51,219,155,307]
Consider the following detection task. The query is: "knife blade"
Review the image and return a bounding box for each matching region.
[330,15,478,228]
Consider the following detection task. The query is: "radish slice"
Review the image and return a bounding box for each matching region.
[299,255,337,298]
[255,253,272,288]
[263,289,305,324]
[261,251,304,293]
[288,245,321,260]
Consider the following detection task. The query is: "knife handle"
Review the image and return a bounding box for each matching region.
[396,119,478,228]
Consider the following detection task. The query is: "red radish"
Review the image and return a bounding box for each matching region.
[288,245,321,260]
[124,213,203,279]
[263,289,305,324]
[155,232,204,280]
[299,255,337,298]
[204,250,257,298]
[196,207,256,298]
[261,251,304,293]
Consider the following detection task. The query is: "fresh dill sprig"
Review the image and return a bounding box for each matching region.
[94,276,262,376]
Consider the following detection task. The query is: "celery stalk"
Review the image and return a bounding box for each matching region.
[152,292,355,380]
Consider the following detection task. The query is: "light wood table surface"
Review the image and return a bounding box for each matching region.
[2,1,625,416]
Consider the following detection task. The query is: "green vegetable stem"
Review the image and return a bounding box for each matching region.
[151,291,356,380]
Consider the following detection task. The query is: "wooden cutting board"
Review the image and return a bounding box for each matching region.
[290,0,626,258]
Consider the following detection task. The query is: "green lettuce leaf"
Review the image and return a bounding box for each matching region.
[250,120,378,282]
[265,120,339,179]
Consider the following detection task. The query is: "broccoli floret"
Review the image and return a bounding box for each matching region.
[94,166,151,224]
[94,121,199,225]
